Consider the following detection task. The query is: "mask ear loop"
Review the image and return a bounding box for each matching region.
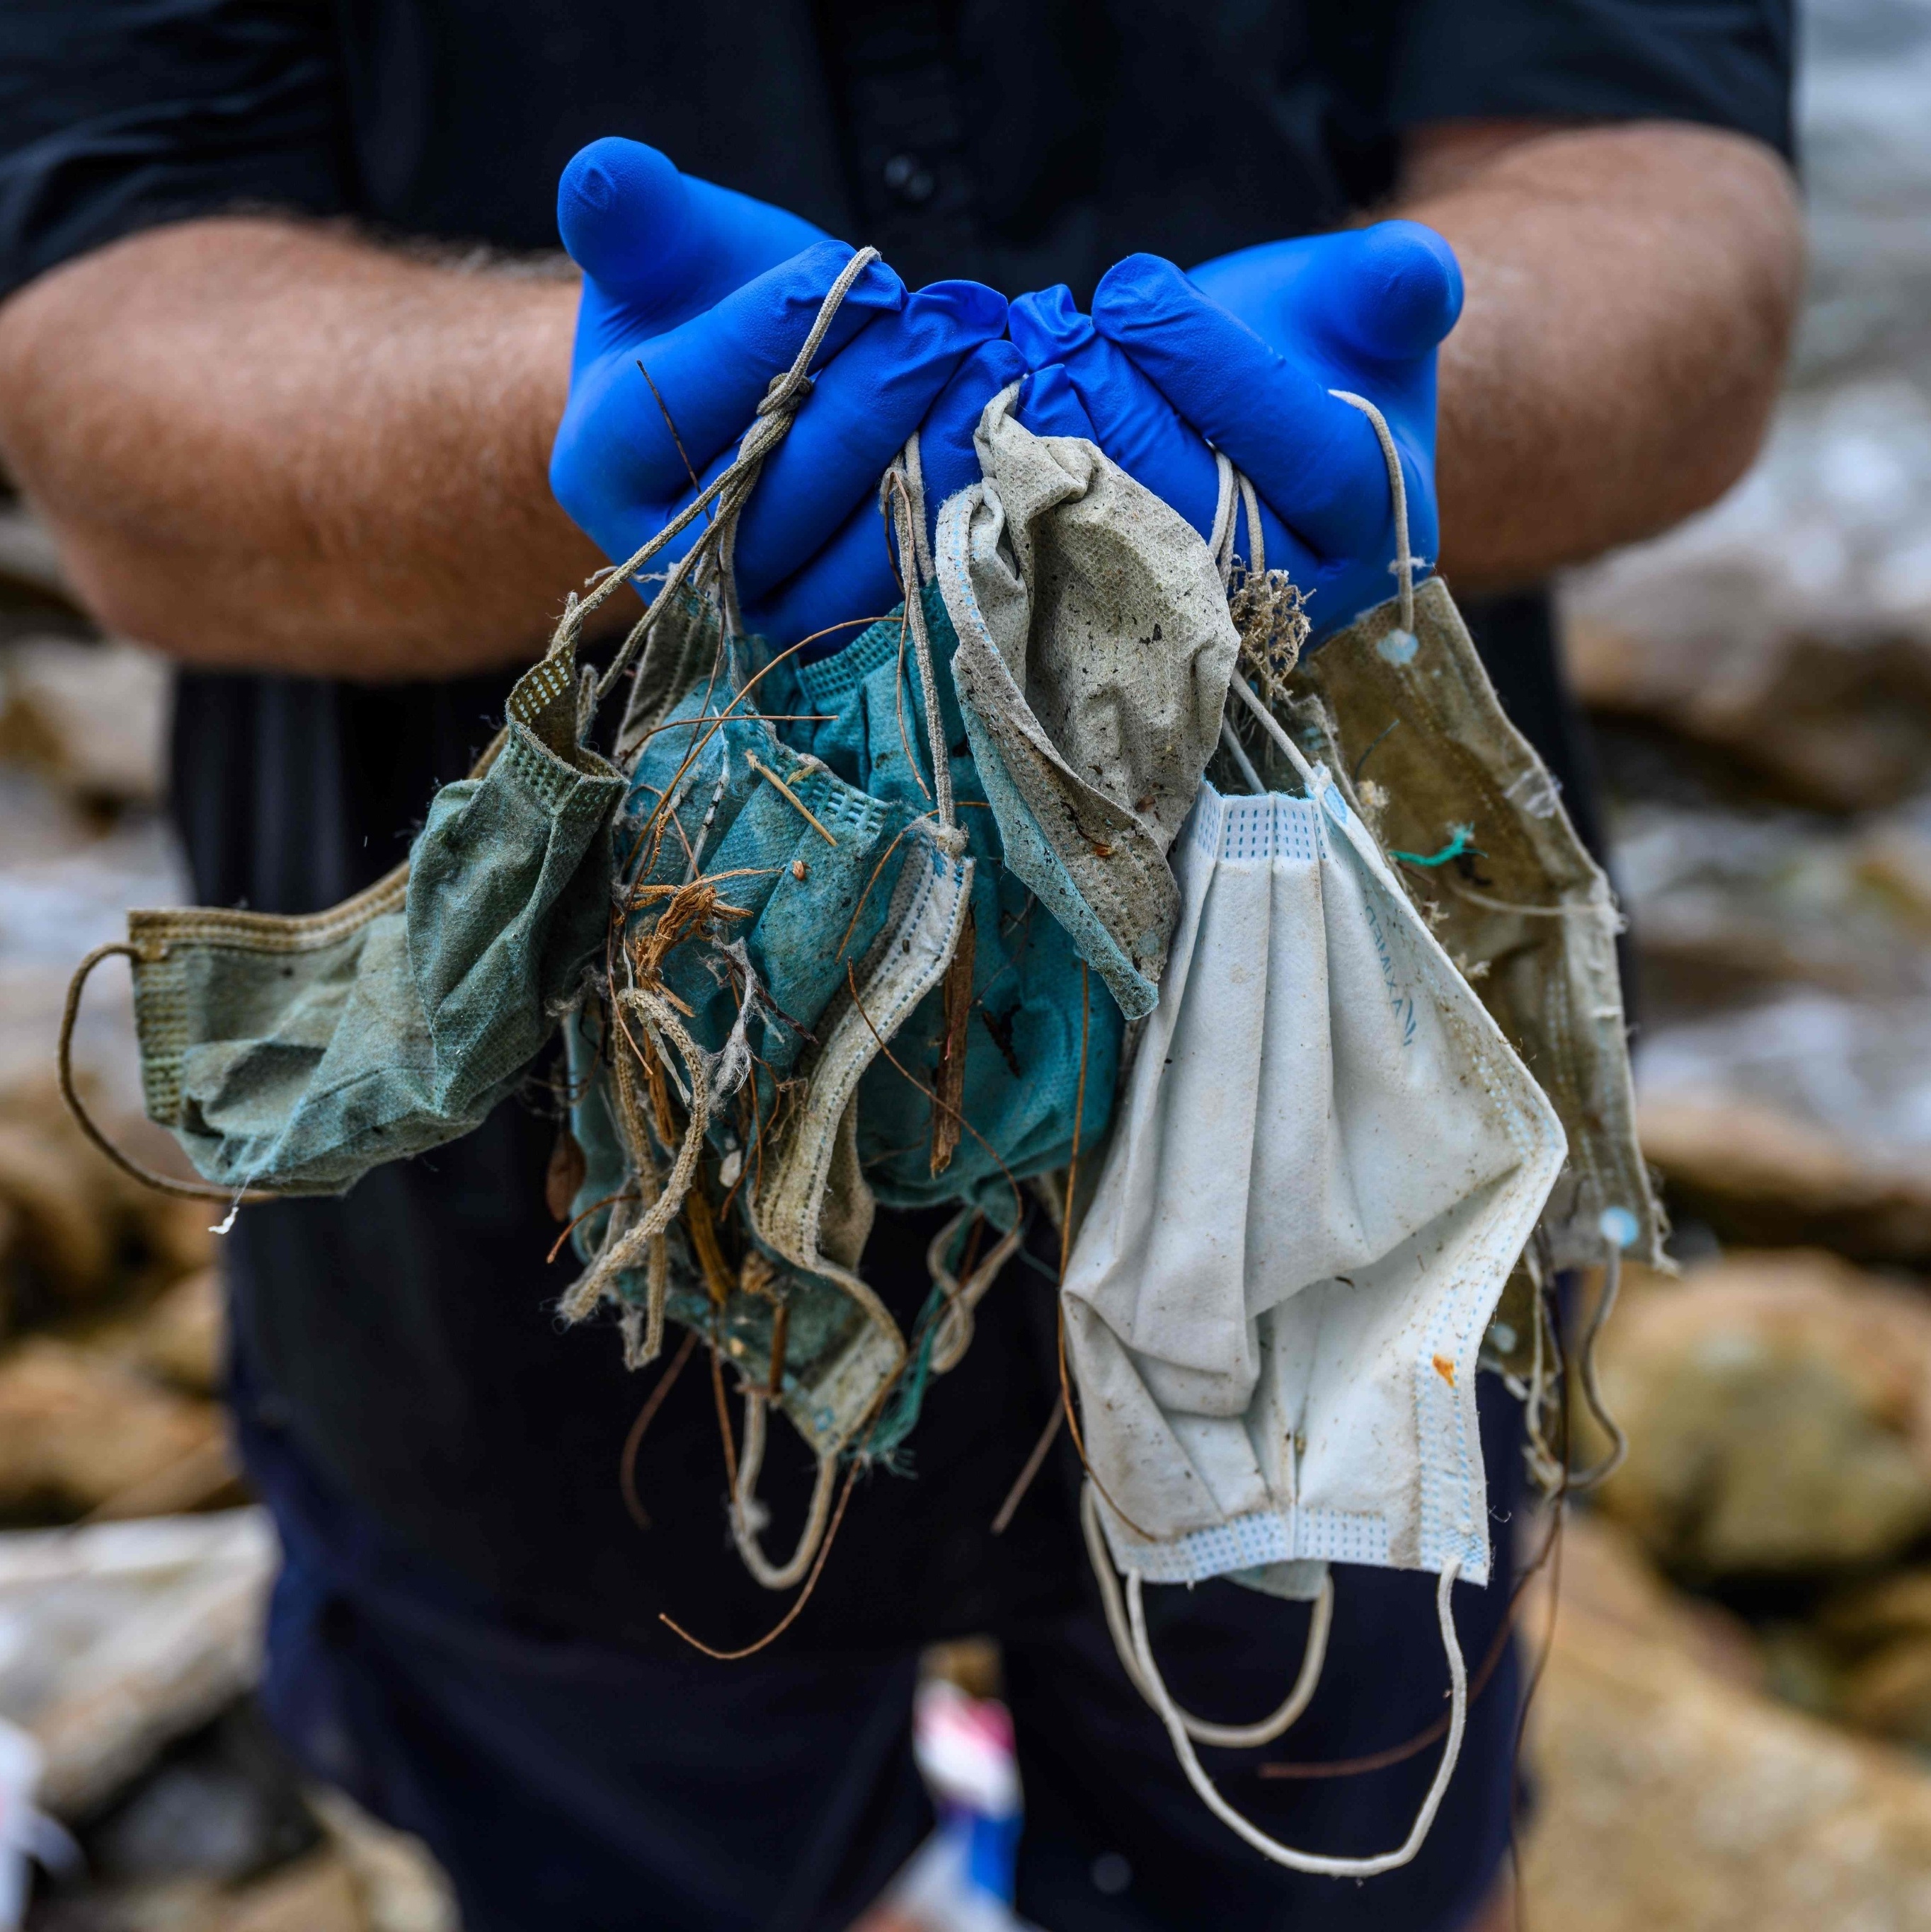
[1082,1485,1331,1749]
[1188,405,1467,1863]
[57,942,273,1209]
[575,244,886,703]
[1328,389,1416,643]
[926,1209,1026,1375]
[1565,1233,1629,1491]
[1212,453,1269,798]
[558,987,710,1325]
[1210,452,1239,587]
[728,1387,840,1591]
[1130,1551,1467,1875]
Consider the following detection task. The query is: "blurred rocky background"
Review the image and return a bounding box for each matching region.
[9,0,1931,1926]
[0,264,458,1932]
[1517,0,1931,1923]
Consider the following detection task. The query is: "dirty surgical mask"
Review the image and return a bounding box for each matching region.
[1246,403,1661,1283]
[57,250,890,1231]
[934,383,1240,1021]
[759,572,1124,1228]
[1064,403,1567,1877]
[551,432,999,1593]
[60,643,621,1207]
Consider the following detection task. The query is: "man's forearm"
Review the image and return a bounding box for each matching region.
[0,218,612,678]
[1399,120,1804,593]
[0,122,1803,677]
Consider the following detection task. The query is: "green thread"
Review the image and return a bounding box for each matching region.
[1390,824,1481,868]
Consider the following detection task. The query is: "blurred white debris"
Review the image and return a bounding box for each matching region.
[0,1510,275,1817]
[1639,990,1931,1161]
[912,1680,1021,1821]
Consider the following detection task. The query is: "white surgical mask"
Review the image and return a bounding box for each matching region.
[1063,421,1566,1873]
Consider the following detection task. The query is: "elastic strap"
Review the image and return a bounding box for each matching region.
[1329,389,1416,638]
[1217,718,1265,796]
[1209,451,1268,587]
[730,1388,839,1591]
[1210,452,1238,586]
[582,246,886,700]
[558,988,711,1324]
[1566,1234,1629,1490]
[1230,669,1319,788]
[924,1209,1025,1375]
[58,941,271,1208]
[1129,1551,1467,1876]
[1083,1485,1332,1749]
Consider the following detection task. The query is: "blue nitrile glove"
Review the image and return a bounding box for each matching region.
[750,335,1026,646]
[1009,222,1462,644]
[549,137,1011,650]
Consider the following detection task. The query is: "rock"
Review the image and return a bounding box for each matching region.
[0,1338,224,1522]
[82,1268,226,1398]
[1795,1570,1931,1750]
[1637,1091,1931,1262]
[89,1709,317,1887]
[306,1789,460,1932]
[1612,798,1931,1010]
[1562,381,1931,814]
[1591,1249,1931,1576]
[0,502,71,606]
[0,1076,214,1317]
[0,1510,275,1817]
[1520,1512,1931,1932]
[220,1851,365,1932]
[33,1854,367,1932]
[1569,610,1931,813]
[0,638,168,810]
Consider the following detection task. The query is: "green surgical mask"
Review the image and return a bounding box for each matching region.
[63,638,620,1202]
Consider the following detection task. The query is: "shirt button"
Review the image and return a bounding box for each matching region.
[883,153,936,207]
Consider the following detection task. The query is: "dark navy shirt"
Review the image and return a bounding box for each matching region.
[0,0,1792,1652]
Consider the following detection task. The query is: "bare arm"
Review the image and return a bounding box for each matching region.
[0,120,1802,677]
[0,219,612,677]
[1397,119,1804,592]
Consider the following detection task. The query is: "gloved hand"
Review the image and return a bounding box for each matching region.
[1007,222,1462,644]
[549,137,1017,650]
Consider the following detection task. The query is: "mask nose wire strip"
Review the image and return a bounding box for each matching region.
[1082,1485,1331,1749]
[882,438,964,855]
[1128,1555,1467,1876]
[728,1389,840,1591]
[1329,389,1415,639]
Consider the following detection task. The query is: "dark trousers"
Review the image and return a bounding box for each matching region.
[239,1366,1526,1932]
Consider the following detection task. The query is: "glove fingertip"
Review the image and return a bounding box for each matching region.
[908,278,1009,340]
[1343,222,1465,360]
[556,137,687,285]
[1016,364,1098,442]
[1091,253,1193,326]
[1009,283,1095,361]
